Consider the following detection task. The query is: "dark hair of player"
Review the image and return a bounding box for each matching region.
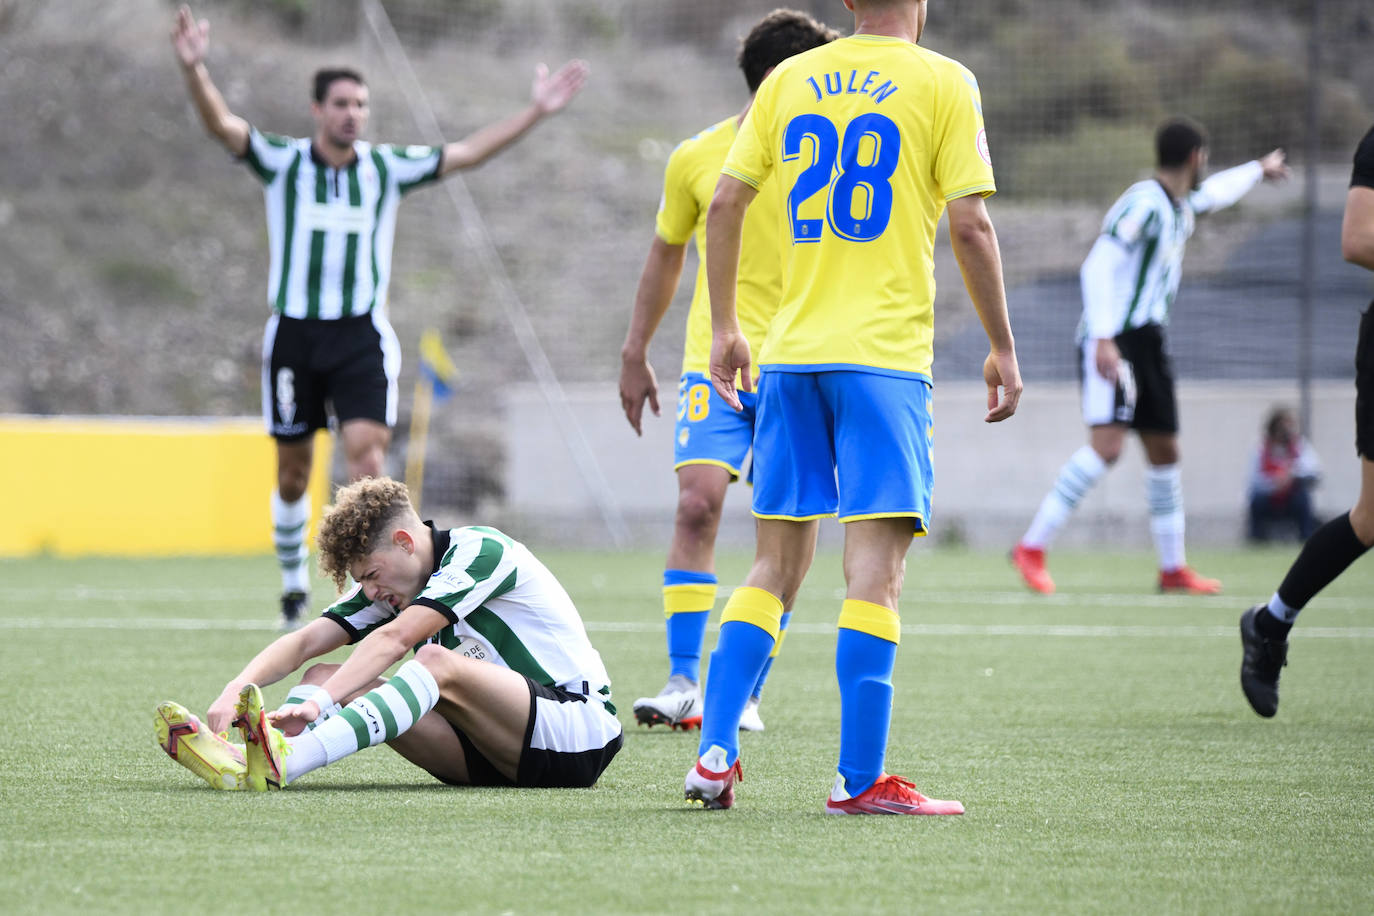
[313,67,366,104]
[737,9,841,93]
[317,477,414,589]
[1156,117,1208,169]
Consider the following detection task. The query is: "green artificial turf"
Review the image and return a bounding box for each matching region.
[1,545,1370,914]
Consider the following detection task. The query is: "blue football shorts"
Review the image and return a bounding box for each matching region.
[751,368,934,532]
[673,372,757,480]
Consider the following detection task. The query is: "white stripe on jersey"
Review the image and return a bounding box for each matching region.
[243,129,442,321]
[325,526,614,704]
[1078,162,1262,339]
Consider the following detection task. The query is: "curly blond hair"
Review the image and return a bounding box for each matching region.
[317,477,417,590]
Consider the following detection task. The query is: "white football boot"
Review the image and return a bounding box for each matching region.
[632,674,703,730]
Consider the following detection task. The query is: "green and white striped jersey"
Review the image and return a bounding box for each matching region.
[1079,160,1263,340]
[322,524,614,706]
[242,127,442,320]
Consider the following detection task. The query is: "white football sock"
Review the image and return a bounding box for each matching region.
[284,660,440,782]
[1022,446,1108,549]
[278,684,335,730]
[1266,592,1299,623]
[272,490,311,595]
[1146,463,1186,571]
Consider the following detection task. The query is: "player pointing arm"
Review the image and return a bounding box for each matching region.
[1013,120,1288,596]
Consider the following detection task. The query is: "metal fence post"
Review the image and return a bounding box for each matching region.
[1298,0,1322,437]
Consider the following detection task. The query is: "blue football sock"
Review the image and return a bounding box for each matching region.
[750,610,792,699]
[698,587,781,764]
[663,569,716,682]
[835,600,900,797]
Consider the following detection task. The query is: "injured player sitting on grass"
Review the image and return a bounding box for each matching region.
[154,475,622,791]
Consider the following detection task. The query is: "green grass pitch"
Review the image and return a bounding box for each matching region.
[1,545,1370,914]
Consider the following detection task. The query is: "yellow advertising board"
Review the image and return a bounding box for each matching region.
[0,416,332,556]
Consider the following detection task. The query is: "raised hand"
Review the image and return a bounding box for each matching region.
[1259,148,1290,183]
[170,4,210,69]
[531,59,590,115]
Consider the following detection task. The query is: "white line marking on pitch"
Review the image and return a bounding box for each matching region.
[13,585,1369,612]
[0,618,1370,639]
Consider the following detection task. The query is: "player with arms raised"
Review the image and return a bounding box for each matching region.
[684,0,1022,814]
[171,5,587,628]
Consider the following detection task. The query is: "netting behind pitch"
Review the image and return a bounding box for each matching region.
[282,0,1374,513]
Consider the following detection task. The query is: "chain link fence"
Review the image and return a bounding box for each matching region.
[4,0,1371,523]
[322,0,1370,515]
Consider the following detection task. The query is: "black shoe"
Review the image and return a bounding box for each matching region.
[1239,605,1287,718]
[280,591,308,631]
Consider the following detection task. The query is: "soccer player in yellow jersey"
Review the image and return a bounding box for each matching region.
[683,0,1022,815]
[619,11,839,732]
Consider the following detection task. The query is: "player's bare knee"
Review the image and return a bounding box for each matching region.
[675,488,722,537]
[298,662,339,685]
[276,455,310,499]
[413,642,451,671]
[1093,442,1123,465]
[850,555,904,588]
[342,426,390,481]
[891,559,907,598]
[748,556,808,600]
[413,643,475,691]
[347,452,384,482]
[277,474,308,502]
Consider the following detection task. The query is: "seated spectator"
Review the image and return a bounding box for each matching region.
[1248,407,1321,542]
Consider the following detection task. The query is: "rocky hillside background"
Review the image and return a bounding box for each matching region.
[3,0,1370,512]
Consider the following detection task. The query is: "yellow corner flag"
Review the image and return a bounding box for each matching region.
[406,329,459,512]
[418,329,459,400]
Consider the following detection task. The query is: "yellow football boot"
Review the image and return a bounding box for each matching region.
[155,701,247,791]
[233,684,290,791]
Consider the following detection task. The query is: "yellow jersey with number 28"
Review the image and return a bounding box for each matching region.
[723,34,995,380]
